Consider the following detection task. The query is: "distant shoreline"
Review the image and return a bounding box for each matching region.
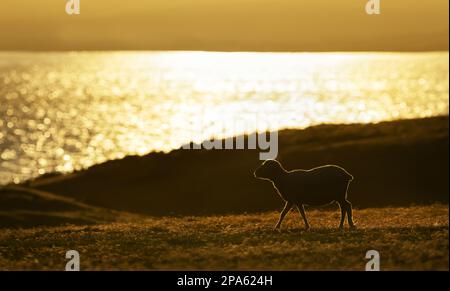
[24,114,449,183]
[11,114,449,183]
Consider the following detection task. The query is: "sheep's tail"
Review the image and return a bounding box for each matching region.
[345,171,354,182]
[334,165,354,182]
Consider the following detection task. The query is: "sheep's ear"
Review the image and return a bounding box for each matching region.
[275,154,287,169]
[276,153,283,163]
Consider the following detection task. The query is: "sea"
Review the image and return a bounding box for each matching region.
[0,51,448,184]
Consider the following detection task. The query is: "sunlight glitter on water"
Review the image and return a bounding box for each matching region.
[0,51,448,184]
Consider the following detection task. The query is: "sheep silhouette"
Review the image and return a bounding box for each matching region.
[254,160,356,230]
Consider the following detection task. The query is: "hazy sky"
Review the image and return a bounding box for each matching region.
[0,0,448,51]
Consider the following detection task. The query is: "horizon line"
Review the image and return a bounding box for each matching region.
[1,49,449,53]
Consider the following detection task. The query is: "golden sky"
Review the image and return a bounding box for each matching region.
[0,0,448,51]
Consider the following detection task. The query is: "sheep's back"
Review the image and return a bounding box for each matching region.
[281,165,353,204]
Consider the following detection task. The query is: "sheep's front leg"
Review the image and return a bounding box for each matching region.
[297,204,310,230]
[274,201,293,230]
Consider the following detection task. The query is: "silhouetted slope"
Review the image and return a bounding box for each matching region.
[29,116,449,215]
[0,186,135,228]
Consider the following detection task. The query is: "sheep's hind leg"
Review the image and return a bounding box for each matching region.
[297,204,310,230]
[337,201,346,230]
[274,201,293,230]
[342,200,356,229]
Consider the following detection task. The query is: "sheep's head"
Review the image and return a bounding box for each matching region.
[254,159,284,181]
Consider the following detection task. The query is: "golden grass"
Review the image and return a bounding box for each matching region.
[0,204,448,270]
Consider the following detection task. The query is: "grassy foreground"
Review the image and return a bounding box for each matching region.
[0,204,448,271]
